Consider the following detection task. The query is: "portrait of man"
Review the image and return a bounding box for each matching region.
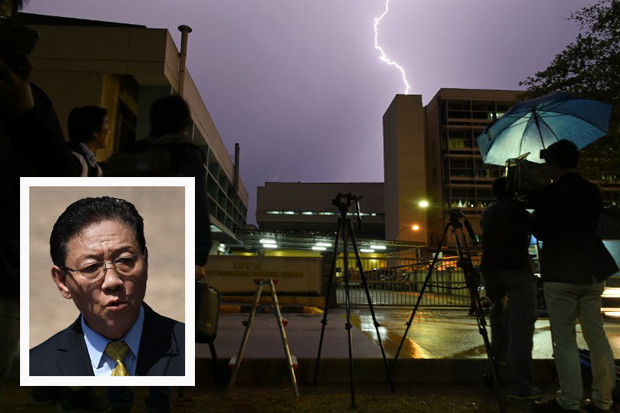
[28,190,187,377]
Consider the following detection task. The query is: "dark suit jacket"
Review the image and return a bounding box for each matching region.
[30,303,185,376]
[533,171,618,284]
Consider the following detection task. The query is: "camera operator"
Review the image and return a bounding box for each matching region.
[532,140,618,413]
[481,177,539,400]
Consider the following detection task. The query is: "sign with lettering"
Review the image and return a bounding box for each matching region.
[204,256,323,293]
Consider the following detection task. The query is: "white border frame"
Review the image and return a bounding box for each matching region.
[20,177,196,386]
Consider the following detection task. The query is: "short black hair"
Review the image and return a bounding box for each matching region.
[491,177,509,200]
[13,0,28,13]
[50,196,146,267]
[540,139,579,169]
[67,106,107,144]
[149,95,191,138]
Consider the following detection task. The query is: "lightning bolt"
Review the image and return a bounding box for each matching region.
[374,0,410,94]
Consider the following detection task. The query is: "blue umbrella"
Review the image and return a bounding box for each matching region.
[477,91,613,166]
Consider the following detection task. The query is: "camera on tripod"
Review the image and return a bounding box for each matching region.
[332,193,363,231]
[448,209,479,246]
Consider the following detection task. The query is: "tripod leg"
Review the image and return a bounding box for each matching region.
[269,279,300,398]
[342,225,357,409]
[313,219,343,386]
[347,219,394,391]
[391,222,452,376]
[454,230,505,413]
[227,281,263,395]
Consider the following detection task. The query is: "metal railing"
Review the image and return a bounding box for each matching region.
[333,256,482,307]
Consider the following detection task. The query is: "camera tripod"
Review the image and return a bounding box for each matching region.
[313,193,394,409]
[390,209,504,412]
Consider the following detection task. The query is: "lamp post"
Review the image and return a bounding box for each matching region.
[396,225,419,240]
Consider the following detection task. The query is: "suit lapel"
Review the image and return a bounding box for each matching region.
[56,317,95,376]
[136,303,180,376]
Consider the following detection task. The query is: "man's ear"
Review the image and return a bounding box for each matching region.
[51,266,72,300]
[143,247,148,278]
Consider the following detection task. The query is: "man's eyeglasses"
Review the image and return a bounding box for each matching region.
[61,254,144,281]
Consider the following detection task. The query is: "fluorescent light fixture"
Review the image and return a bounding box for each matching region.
[260,239,276,244]
[312,246,326,251]
[262,244,278,249]
[302,211,314,215]
[360,248,375,253]
[602,287,620,317]
[315,242,332,247]
[370,245,386,250]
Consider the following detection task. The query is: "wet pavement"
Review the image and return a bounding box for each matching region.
[195,307,620,385]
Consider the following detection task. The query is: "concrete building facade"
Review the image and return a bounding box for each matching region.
[20,13,248,245]
[256,182,385,239]
[384,89,522,248]
[383,95,428,244]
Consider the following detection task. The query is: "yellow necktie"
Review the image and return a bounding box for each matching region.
[105,341,130,376]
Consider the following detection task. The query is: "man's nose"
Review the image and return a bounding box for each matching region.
[101,262,122,288]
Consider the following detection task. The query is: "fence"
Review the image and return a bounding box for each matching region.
[333,256,483,307]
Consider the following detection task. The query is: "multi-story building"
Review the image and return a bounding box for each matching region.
[19,13,248,246]
[256,182,385,238]
[384,89,523,248]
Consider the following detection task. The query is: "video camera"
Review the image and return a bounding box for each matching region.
[504,153,550,202]
[332,192,363,232]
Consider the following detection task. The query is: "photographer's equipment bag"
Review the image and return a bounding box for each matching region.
[196,280,220,343]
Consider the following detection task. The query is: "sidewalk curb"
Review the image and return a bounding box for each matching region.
[220,304,323,314]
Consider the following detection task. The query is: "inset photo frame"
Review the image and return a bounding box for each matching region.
[21,177,195,387]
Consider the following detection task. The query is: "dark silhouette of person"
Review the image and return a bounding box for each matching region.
[104,95,212,412]
[67,105,109,177]
[481,176,538,400]
[532,139,618,412]
[0,0,81,387]
[105,94,212,279]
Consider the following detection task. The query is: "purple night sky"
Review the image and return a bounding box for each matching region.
[23,0,598,224]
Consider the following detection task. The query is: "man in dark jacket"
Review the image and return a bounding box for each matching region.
[67,105,109,177]
[532,140,618,413]
[0,0,80,388]
[481,177,538,400]
[30,196,185,377]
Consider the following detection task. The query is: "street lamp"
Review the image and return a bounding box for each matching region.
[396,225,419,240]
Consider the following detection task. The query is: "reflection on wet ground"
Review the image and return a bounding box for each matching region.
[347,307,620,360]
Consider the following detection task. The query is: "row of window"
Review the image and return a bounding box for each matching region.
[265,210,379,217]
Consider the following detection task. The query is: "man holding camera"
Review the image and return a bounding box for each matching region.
[532,140,617,412]
[481,176,538,400]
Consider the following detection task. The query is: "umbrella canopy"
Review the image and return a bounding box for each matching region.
[477,91,613,166]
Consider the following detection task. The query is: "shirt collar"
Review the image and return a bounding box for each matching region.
[82,305,145,371]
[78,142,98,167]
